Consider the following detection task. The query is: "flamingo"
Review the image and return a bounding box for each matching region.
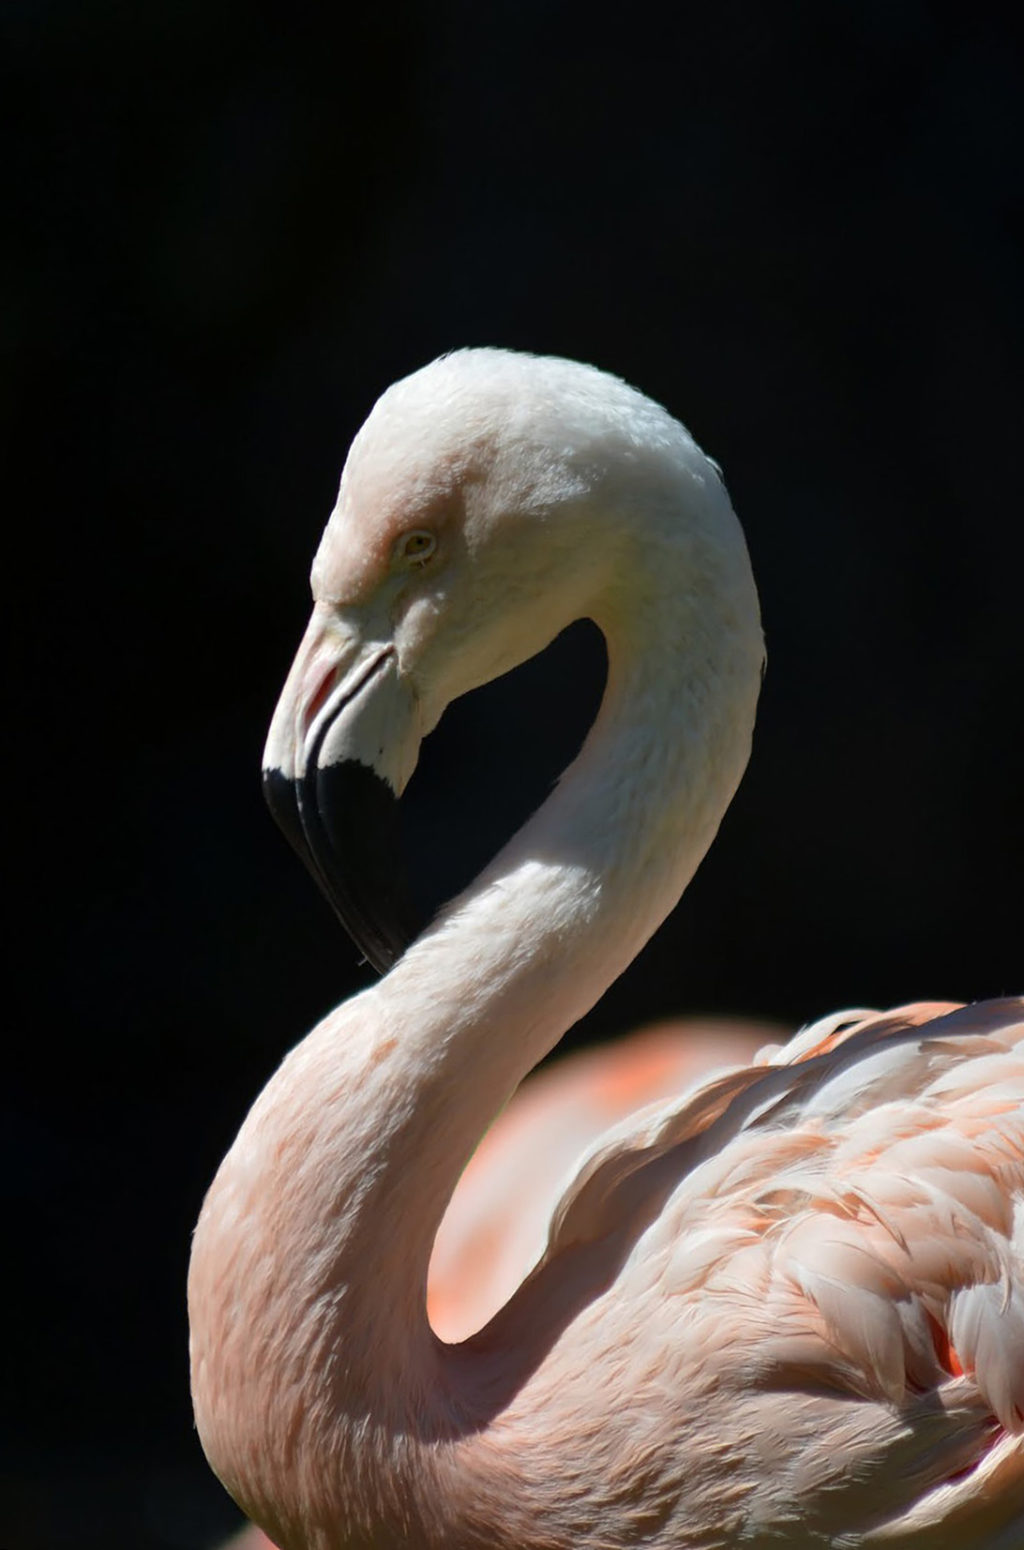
[189,349,1024,1549]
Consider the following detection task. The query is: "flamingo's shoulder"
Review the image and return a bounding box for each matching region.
[527,1000,1024,1542]
[550,1000,1024,1429]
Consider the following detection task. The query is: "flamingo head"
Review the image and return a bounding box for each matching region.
[262,348,736,972]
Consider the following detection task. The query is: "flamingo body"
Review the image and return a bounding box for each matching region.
[189,350,1023,1548]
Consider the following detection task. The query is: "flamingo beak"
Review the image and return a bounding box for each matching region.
[261,611,425,975]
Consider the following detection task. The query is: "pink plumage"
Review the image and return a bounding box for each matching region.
[191,351,1022,1548]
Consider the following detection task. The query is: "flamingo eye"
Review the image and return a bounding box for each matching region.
[393,530,436,567]
[395,529,437,568]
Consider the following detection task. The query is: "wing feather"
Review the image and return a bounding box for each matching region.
[546,998,1024,1445]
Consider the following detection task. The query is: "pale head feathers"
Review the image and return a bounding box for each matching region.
[311,346,759,741]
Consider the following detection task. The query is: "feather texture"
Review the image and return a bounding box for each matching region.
[190,352,1023,1548]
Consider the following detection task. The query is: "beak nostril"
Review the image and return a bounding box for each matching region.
[305,667,337,731]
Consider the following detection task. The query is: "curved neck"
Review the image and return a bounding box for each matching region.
[189,494,762,1546]
[379,564,762,1263]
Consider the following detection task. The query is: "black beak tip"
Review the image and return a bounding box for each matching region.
[261,761,423,977]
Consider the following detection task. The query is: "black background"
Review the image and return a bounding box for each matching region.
[7,4,1022,1546]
